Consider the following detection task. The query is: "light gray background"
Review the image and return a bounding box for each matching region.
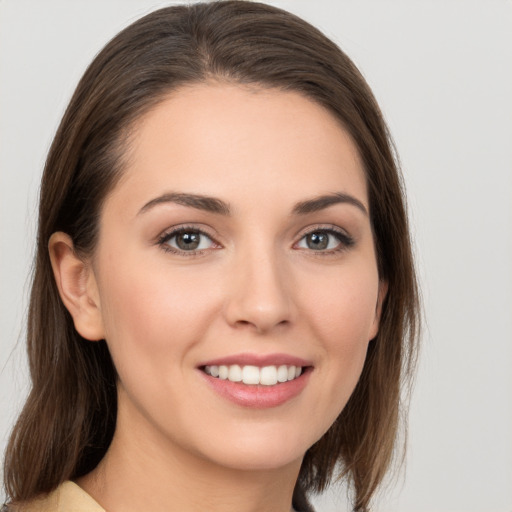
[1,1,511,510]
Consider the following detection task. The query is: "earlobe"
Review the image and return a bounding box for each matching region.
[48,232,105,341]
[370,280,388,340]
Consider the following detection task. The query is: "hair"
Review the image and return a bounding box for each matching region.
[3,2,420,511]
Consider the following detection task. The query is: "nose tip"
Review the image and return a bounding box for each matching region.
[223,253,293,334]
[232,308,289,334]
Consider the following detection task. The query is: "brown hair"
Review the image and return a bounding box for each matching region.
[3,2,420,511]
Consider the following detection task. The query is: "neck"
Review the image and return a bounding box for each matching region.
[77,397,302,512]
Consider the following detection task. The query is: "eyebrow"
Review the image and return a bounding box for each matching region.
[292,193,368,216]
[138,192,231,216]
[138,191,367,217]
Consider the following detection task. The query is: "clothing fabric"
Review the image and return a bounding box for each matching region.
[2,482,105,512]
[2,481,312,512]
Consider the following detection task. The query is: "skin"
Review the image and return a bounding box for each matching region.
[50,83,386,512]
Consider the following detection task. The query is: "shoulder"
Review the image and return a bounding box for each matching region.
[3,481,105,512]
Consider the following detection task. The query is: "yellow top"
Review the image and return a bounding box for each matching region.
[11,481,105,512]
[6,481,306,512]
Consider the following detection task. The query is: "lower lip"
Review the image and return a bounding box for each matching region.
[200,369,311,409]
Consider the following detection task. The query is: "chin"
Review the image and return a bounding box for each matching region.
[206,446,304,473]
[188,423,320,473]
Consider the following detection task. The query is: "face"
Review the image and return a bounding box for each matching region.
[88,83,384,472]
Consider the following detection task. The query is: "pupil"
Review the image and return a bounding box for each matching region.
[307,232,328,250]
[177,232,200,250]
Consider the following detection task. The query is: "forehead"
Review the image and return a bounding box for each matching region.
[109,82,368,214]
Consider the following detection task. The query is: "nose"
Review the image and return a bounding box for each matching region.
[223,246,294,334]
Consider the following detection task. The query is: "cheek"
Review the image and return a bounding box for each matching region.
[300,261,380,394]
[305,267,379,346]
[95,251,220,374]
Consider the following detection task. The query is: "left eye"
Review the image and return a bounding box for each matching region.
[163,230,215,251]
[296,230,343,251]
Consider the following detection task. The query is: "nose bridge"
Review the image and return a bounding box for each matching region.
[224,235,292,333]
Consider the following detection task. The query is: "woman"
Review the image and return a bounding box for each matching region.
[2,2,419,511]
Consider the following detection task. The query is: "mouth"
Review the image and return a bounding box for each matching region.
[198,355,313,408]
[201,364,304,386]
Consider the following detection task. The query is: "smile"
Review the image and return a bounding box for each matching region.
[203,364,303,386]
[198,354,312,408]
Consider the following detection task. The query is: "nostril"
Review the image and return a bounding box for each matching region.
[232,317,290,334]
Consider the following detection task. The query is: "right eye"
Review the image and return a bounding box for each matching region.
[158,228,217,254]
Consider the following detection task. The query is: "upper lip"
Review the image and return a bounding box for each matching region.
[198,353,312,368]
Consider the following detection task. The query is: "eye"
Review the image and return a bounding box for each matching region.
[158,228,217,253]
[296,228,353,252]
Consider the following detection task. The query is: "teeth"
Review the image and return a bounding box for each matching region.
[203,364,304,385]
[260,366,277,385]
[277,365,289,383]
[242,365,260,385]
[218,365,229,380]
[228,365,242,382]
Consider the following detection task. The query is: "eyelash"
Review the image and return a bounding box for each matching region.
[156,224,354,256]
[294,225,355,255]
[157,225,219,256]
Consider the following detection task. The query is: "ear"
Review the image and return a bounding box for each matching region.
[48,232,105,341]
[369,279,388,340]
